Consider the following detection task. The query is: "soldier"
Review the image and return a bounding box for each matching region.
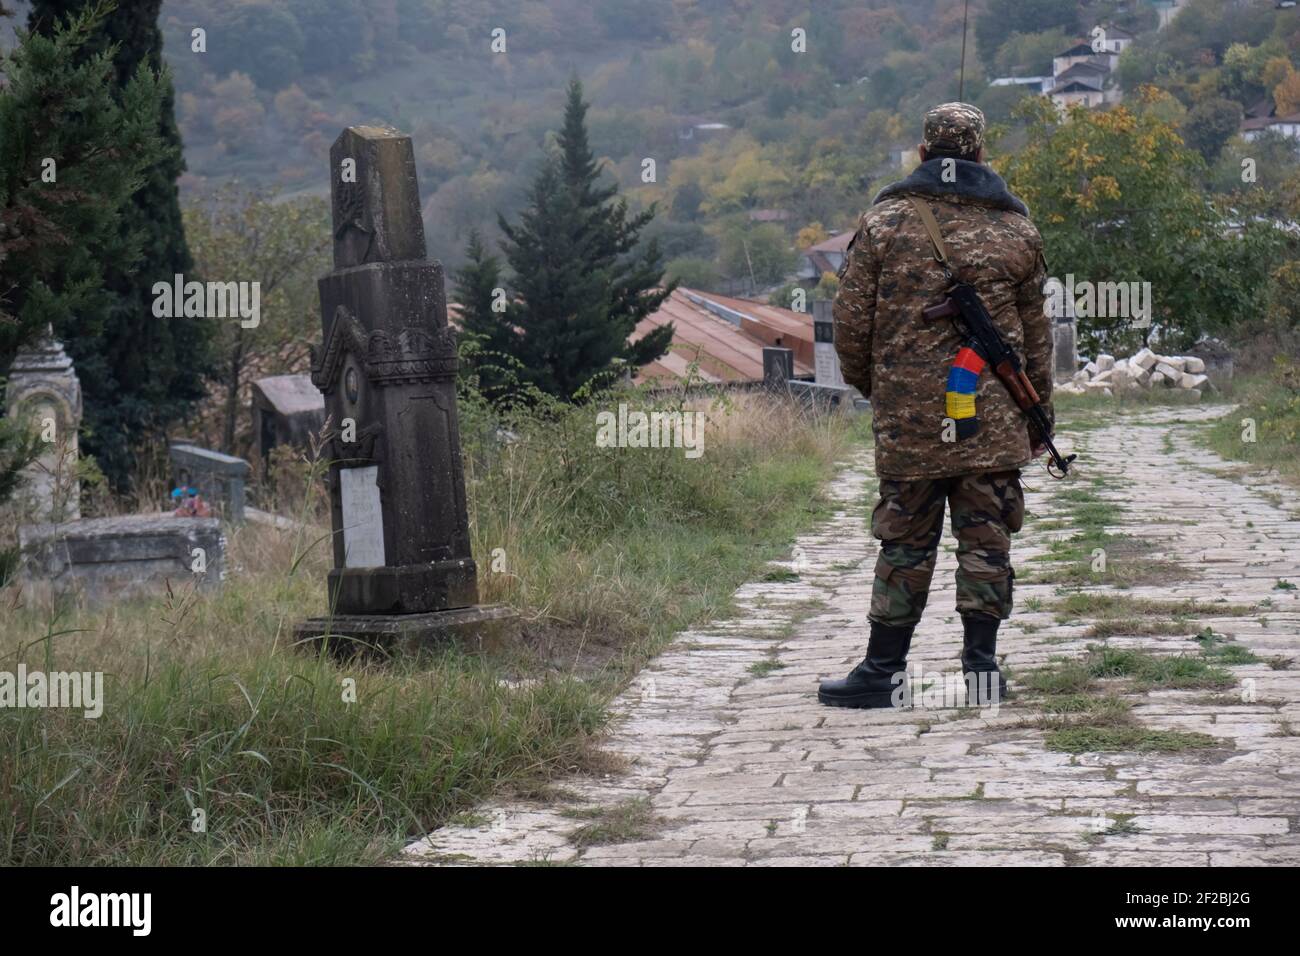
[819,102,1054,709]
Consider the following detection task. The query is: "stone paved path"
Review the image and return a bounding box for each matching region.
[406,404,1300,866]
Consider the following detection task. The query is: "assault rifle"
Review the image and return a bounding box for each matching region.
[904,194,1076,479]
[922,285,1076,478]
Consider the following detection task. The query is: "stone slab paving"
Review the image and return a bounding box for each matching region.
[405,404,1299,866]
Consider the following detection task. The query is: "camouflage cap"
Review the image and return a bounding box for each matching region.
[922,102,985,157]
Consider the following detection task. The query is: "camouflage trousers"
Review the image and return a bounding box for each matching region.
[869,470,1024,628]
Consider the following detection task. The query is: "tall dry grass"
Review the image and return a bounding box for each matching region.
[0,386,866,864]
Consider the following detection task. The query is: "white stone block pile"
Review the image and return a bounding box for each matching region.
[1056,347,1210,401]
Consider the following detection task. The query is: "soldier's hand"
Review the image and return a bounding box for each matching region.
[1031,441,1047,459]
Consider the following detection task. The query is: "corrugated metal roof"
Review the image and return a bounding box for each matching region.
[631,288,814,385]
[448,288,815,387]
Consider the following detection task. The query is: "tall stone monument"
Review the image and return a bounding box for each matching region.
[295,126,511,653]
[5,326,82,523]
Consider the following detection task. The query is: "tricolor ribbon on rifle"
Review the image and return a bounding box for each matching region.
[944,344,985,440]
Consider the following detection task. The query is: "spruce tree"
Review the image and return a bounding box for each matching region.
[496,78,674,400]
[452,229,515,397]
[27,0,211,487]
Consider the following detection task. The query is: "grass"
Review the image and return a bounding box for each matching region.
[1046,725,1218,754]
[0,390,868,865]
[1194,629,1263,665]
[1051,386,1226,433]
[1019,644,1236,755]
[1081,619,1195,638]
[1085,646,1234,689]
[1197,361,1300,488]
[565,797,659,848]
[1019,479,1187,588]
[1051,594,1257,621]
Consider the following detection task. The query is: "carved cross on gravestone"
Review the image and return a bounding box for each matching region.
[295,126,513,653]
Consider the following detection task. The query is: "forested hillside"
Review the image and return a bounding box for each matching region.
[80,1,1276,296]
[9,0,1300,342]
[144,0,1111,271]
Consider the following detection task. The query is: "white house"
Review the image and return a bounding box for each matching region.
[1090,24,1135,56]
[1048,81,1106,109]
[1052,42,1100,78]
[1241,111,1300,144]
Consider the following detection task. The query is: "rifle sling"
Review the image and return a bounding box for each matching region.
[905,195,952,277]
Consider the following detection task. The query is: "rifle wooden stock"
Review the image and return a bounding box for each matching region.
[992,361,1041,411]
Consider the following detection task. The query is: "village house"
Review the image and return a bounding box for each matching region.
[1045,25,1131,110]
[795,231,853,287]
[1241,97,1300,146]
[994,24,1133,113]
[1052,41,1104,78]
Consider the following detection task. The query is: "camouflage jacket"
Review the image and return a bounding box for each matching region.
[833,158,1053,481]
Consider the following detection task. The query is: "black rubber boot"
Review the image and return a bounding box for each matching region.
[961,613,1007,705]
[818,621,914,708]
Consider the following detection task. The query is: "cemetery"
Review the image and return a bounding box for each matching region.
[0,1,1297,892]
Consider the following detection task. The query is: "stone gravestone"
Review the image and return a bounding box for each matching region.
[295,126,512,653]
[762,346,794,391]
[169,443,252,523]
[5,326,82,522]
[21,515,224,607]
[811,300,844,386]
[251,374,326,465]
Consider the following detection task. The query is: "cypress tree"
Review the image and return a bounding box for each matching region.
[0,3,167,388]
[28,0,212,487]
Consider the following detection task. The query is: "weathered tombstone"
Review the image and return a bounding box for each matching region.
[251,374,326,465]
[295,126,512,653]
[762,346,794,391]
[168,443,252,523]
[5,326,82,522]
[811,300,844,386]
[20,514,224,607]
